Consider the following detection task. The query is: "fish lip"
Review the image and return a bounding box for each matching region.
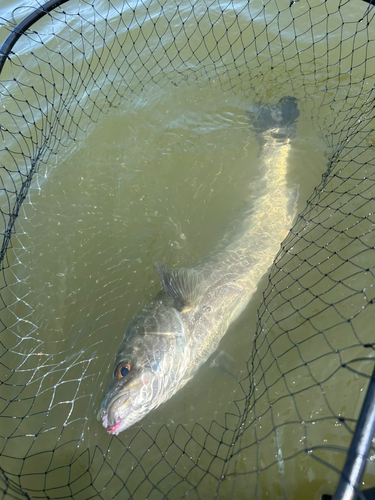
[107,419,124,436]
[102,392,130,427]
[99,367,143,424]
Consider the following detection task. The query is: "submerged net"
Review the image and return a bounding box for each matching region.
[1,0,375,498]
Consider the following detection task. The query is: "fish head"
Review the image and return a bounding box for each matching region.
[98,302,188,436]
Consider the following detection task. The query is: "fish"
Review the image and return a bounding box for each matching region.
[97,96,299,435]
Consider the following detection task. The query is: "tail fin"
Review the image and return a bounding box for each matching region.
[247,96,299,142]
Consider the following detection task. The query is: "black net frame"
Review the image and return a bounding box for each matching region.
[0,0,375,499]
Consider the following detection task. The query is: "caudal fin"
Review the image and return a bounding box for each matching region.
[247,96,299,141]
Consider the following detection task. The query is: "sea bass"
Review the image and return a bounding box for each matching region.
[98,97,299,435]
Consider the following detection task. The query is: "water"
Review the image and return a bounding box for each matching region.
[0,0,375,499]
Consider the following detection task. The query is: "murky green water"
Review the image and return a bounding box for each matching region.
[1,0,375,498]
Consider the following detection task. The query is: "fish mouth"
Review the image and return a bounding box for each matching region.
[98,368,145,435]
[100,393,131,435]
[106,415,125,436]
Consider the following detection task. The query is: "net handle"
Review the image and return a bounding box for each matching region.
[0,0,70,74]
[332,363,375,500]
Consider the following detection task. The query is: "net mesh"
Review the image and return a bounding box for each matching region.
[0,0,375,498]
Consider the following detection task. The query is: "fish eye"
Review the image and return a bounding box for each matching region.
[115,361,131,379]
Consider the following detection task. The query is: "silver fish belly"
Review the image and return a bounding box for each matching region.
[98,97,299,435]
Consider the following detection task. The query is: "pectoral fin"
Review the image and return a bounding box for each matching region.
[155,262,204,312]
[207,350,238,380]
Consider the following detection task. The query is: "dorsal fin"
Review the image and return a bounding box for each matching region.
[155,262,204,312]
